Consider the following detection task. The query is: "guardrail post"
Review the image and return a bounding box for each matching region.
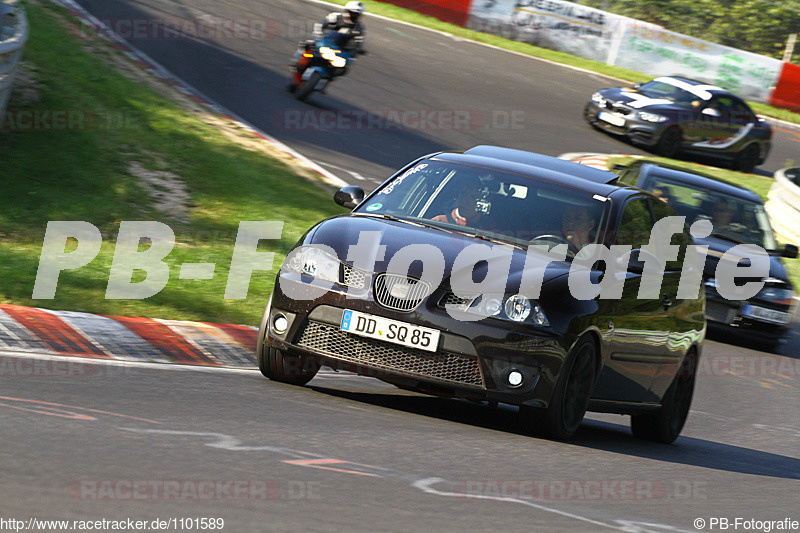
[766,167,800,246]
[0,0,29,119]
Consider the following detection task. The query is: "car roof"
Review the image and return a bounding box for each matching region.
[638,163,762,203]
[648,76,733,100]
[429,146,621,196]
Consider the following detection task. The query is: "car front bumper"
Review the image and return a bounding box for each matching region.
[263,277,571,407]
[583,101,664,147]
[704,289,793,342]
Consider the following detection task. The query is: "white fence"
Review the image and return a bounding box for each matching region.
[467,0,781,103]
[0,0,29,117]
[766,168,800,246]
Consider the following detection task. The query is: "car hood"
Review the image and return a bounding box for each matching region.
[599,87,686,112]
[700,235,790,286]
[306,215,573,290]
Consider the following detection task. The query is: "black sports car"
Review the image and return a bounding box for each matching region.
[584,76,772,172]
[621,162,797,349]
[258,146,706,442]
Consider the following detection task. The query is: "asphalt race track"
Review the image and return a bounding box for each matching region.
[3,0,799,531]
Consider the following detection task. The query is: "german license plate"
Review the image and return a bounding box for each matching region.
[598,111,625,127]
[742,304,790,325]
[340,310,440,352]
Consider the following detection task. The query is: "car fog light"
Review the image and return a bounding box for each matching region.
[273,314,289,334]
[507,370,524,388]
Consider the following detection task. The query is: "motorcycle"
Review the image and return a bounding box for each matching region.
[289,30,356,101]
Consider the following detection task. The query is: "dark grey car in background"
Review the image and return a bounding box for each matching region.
[621,162,797,349]
[584,77,772,172]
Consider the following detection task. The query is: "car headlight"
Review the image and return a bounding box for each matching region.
[755,285,794,305]
[284,246,341,284]
[638,111,668,123]
[591,92,606,105]
[465,294,549,325]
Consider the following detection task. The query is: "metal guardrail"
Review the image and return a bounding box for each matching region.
[0,0,29,117]
[766,168,800,246]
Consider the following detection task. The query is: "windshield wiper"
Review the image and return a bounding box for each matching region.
[709,232,749,245]
[355,213,437,229]
[453,229,527,250]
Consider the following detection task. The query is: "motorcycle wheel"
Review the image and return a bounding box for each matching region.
[295,70,322,101]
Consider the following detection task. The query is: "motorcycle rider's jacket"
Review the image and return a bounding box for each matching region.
[313,12,365,52]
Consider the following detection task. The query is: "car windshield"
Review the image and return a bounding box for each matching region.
[355,160,610,256]
[642,177,778,250]
[638,79,704,105]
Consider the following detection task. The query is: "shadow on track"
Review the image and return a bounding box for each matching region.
[307,382,800,480]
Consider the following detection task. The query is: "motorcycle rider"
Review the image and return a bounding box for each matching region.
[314,1,366,54]
[289,1,366,91]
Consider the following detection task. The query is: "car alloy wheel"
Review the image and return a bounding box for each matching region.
[521,336,597,440]
[258,345,319,386]
[735,144,760,173]
[631,349,697,443]
[655,127,682,158]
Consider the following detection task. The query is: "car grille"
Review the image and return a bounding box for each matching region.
[340,263,366,290]
[295,320,484,388]
[373,273,430,311]
[607,102,634,116]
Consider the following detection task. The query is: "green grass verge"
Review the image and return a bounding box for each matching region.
[342,0,800,125]
[0,2,342,324]
[3,1,798,326]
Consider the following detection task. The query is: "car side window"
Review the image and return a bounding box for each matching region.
[615,198,653,249]
[730,99,755,124]
[650,198,691,272]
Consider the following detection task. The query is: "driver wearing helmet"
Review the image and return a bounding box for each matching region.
[313,1,367,54]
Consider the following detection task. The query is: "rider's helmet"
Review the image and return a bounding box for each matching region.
[344,1,365,22]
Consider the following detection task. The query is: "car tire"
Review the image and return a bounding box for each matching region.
[521,336,597,440]
[295,70,322,102]
[655,127,682,158]
[258,345,319,386]
[631,349,697,444]
[734,144,760,173]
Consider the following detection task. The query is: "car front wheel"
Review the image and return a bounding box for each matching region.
[258,345,319,386]
[521,336,597,440]
[631,349,698,444]
[655,127,682,158]
[734,143,760,173]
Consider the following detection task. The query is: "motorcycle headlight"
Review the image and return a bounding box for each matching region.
[319,46,347,68]
[284,246,341,284]
[638,111,668,123]
[465,294,549,325]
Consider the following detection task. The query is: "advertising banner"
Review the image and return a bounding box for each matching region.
[614,22,782,102]
[467,0,635,63]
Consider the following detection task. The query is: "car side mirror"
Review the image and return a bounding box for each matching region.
[333,186,365,209]
[783,244,798,259]
[633,82,642,89]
